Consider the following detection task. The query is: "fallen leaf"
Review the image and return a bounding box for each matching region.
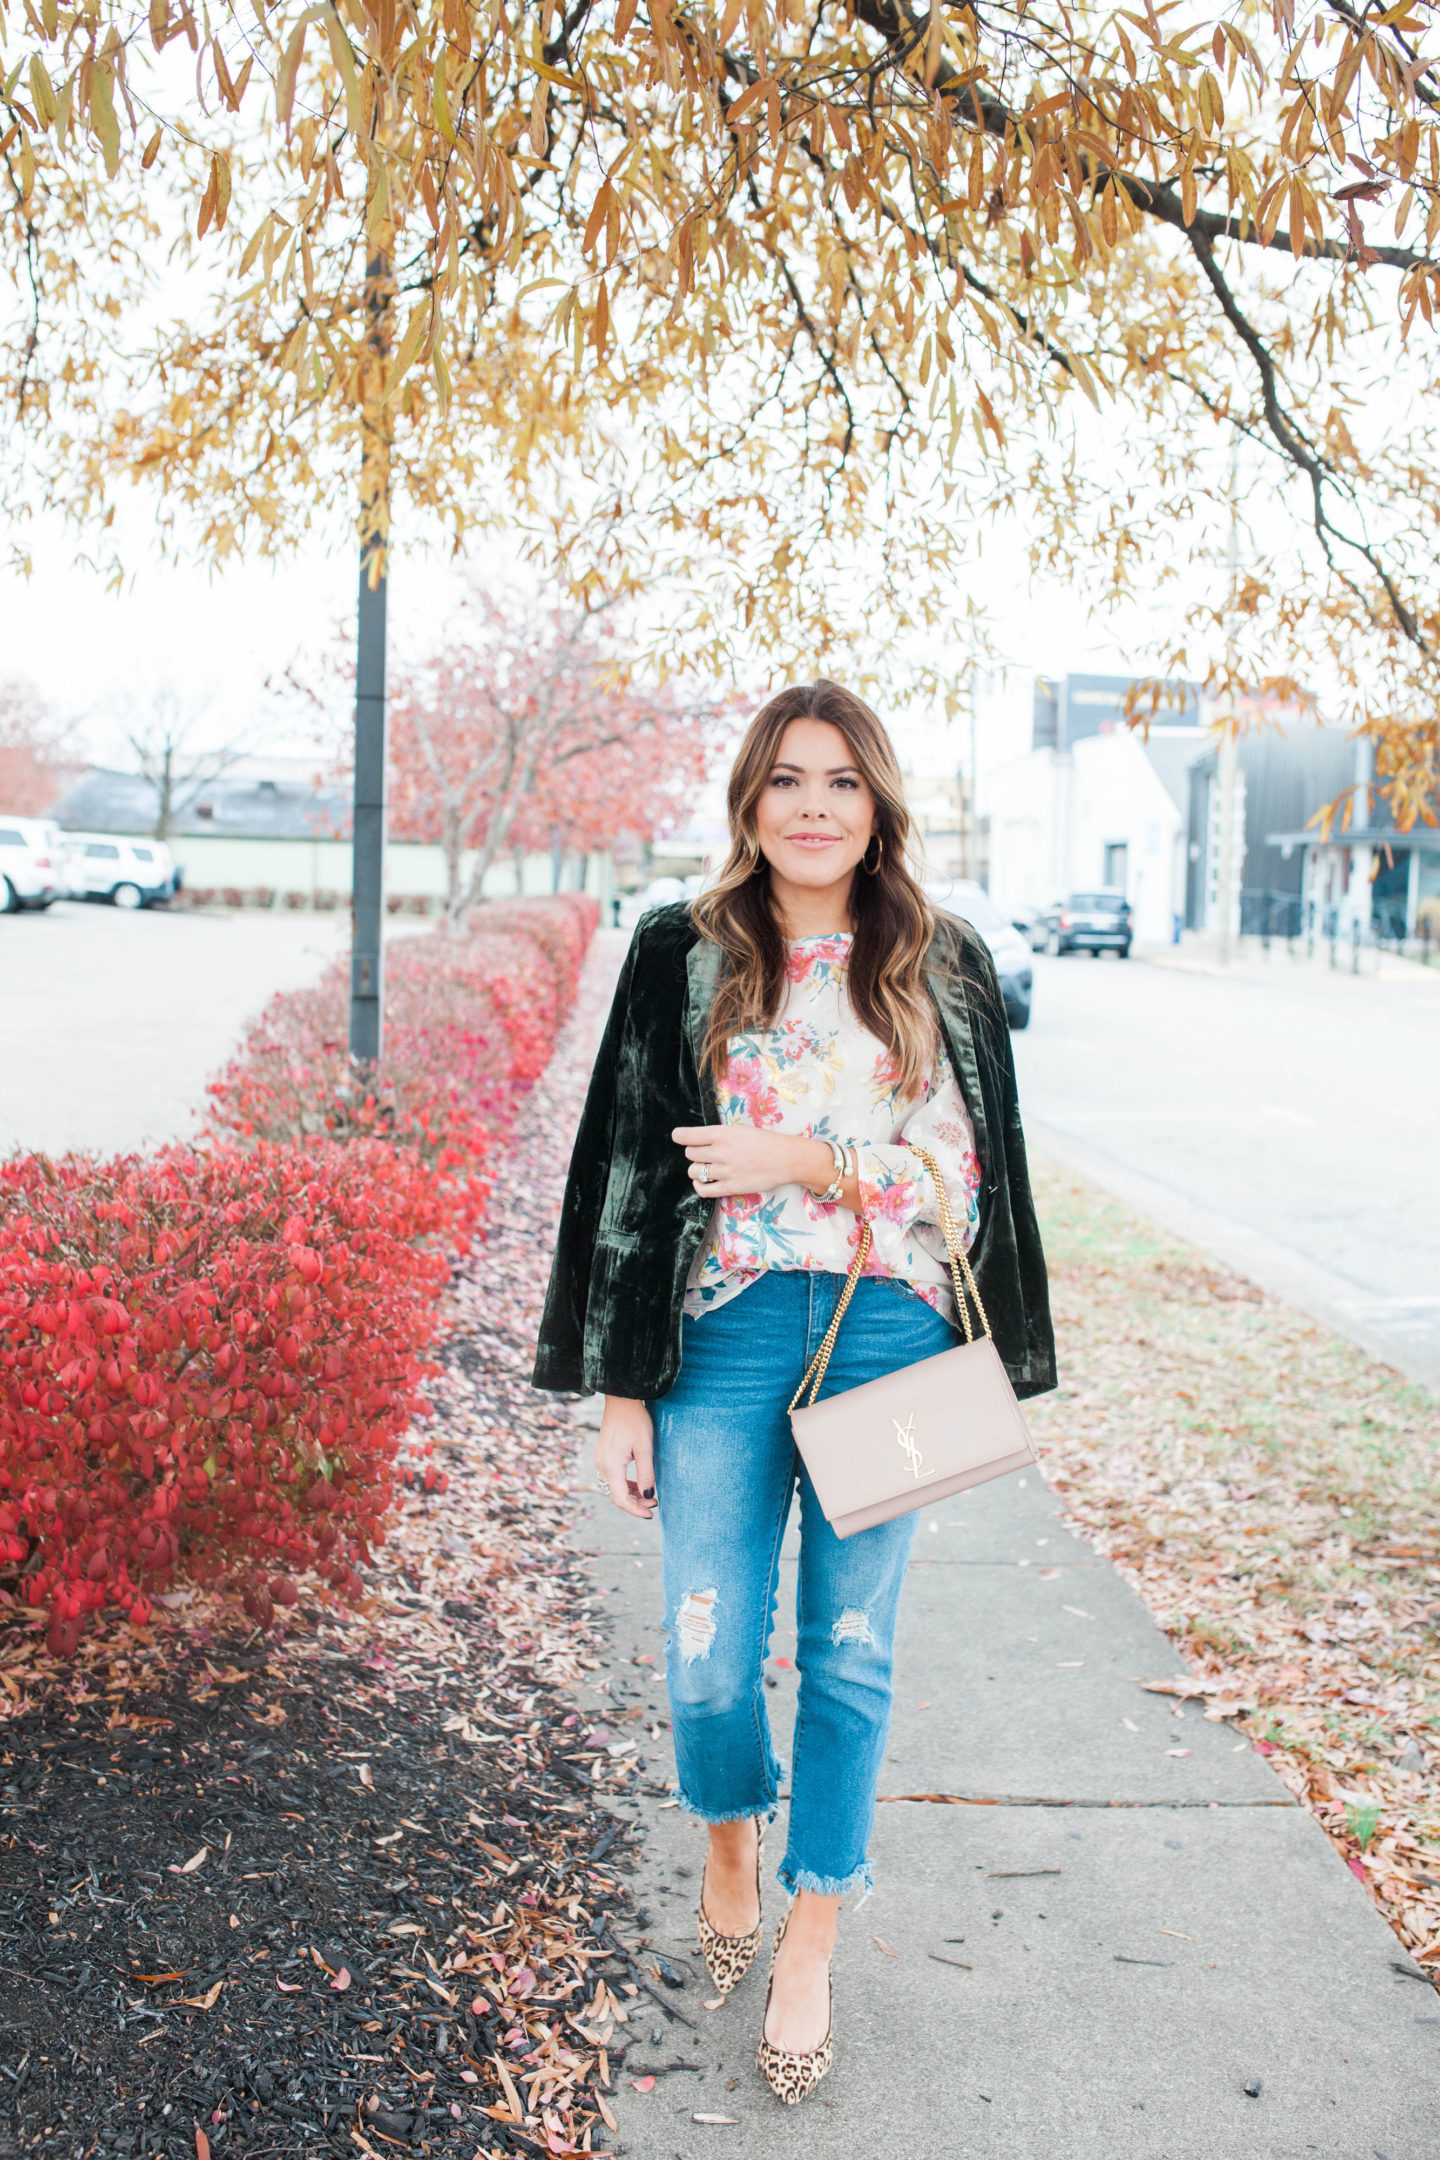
[1138,1675,1229,1700]
[595,2092,618,2132]
[872,1937,899,1959]
[132,1971,187,1985]
[358,1764,374,1788]
[174,1981,224,2011]
[1062,1605,1095,1620]
[195,2132,210,2160]
[331,1967,352,1992]
[276,1979,303,1993]
[629,2075,655,2092]
[170,1846,208,1875]
[693,2113,738,2123]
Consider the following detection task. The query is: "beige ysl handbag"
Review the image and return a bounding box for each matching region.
[789,1143,1037,1538]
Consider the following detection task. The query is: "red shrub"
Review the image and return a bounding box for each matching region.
[0,896,598,1653]
[0,1142,454,1656]
[204,897,600,1231]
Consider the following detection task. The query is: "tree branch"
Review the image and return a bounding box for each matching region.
[1187,226,1431,657]
[845,0,1436,273]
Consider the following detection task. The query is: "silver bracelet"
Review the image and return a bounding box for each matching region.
[815,1136,848,1204]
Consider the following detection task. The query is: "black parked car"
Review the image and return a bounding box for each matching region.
[1042,889,1133,958]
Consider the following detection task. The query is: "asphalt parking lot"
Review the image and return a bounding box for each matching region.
[0,900,351,1157]
[1015,945,1440,1388]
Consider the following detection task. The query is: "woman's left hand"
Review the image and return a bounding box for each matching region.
[673,1123,832,1200]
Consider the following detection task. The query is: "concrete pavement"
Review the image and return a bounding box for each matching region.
[1013,947,1440,1389]
[0,901,351,1155]
[570,1456,1440,2158]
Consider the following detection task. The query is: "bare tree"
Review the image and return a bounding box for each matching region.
[119,691,243,841]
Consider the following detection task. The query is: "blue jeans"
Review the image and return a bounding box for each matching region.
[649,1268,957,1897]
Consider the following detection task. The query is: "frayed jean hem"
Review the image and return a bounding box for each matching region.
[776,1858,874,1898]
[677,1792,778,1828]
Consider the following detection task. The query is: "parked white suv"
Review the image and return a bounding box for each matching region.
[925,875,1035,1030]
[0,817,63,912]
[65,833,177,909]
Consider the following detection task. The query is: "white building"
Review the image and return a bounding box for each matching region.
[982,675,1368,947]
[985,675,1204,945]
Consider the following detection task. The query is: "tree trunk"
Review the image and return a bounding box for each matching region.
[439,798,465,935]
[154,743,175,842]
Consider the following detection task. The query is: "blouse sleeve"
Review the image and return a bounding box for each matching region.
[855,1045,982,1254]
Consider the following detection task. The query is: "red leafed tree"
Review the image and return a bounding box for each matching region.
[0,680,75,817]
[387,594,719,929]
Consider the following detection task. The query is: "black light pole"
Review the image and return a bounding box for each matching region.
[350,543,388,1063]
[349,237,392,1065]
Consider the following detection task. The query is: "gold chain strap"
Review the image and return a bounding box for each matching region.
[906,1142,990,1346]
[786,1143,987,1415]
[787,1220,873,1413]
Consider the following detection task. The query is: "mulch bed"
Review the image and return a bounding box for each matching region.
[0,936,685,2160]
[1027,1159,1440,1981]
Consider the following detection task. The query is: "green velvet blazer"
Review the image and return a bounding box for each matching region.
[531,903,1057,1402]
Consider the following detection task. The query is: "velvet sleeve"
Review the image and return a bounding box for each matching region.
[529,930,641,1393]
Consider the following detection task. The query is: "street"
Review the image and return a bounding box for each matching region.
[0,901,350,1157]
[1014,947,1440,1389]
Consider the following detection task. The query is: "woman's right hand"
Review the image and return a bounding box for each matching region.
[595,1396,656,1521]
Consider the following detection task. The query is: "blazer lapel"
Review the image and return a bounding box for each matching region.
[924,935,992,1180]
[684,934,724,1118]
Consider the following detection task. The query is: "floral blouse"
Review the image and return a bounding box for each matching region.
[683,933,982,1324]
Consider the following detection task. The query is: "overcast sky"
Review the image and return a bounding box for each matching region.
[5,492,1178,778]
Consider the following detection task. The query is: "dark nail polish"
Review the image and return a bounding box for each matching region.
[642,1486,655,1499]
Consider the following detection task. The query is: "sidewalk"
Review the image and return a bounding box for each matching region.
[1141,932,1440,990]
[569,1463,1440,2158]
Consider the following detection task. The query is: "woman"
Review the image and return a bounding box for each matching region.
[533,681,1054,2104]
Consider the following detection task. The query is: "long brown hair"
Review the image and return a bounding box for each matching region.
[691,681,944,1099]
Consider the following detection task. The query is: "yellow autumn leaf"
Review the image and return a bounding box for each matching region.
[28,56,57,131]
[87,62,121,179]
[381,299,432,401]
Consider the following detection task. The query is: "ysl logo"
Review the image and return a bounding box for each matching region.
[893,1409,925,1481]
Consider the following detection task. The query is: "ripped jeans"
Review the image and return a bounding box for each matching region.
[649,1267,957,1898]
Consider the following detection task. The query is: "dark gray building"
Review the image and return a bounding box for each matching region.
[52,763,351,842]
[1185,720,1355,936]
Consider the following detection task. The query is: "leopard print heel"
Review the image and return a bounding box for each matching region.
[696,1826,764,1998]
[757,1912,834,2106]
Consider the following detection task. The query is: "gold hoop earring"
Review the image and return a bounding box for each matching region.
[862,833,883,875]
